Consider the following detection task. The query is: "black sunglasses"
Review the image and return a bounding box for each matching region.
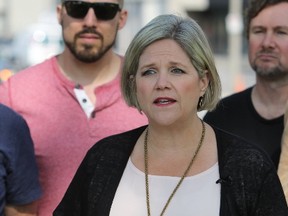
[63,1,121,20]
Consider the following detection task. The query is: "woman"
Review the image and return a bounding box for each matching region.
[53,14,287,216]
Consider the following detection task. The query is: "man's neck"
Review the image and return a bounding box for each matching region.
[57,49,121,88]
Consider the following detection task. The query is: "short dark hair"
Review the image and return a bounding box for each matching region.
[244,0,288,38]
[60,0,124,8]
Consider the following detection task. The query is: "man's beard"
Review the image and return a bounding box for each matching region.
[253,64,287,81]
[64,27,117,63]
[251,51,287,81]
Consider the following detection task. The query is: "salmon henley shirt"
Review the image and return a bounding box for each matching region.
[0,56,148,216]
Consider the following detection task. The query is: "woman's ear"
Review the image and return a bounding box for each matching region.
[200,70,209,96]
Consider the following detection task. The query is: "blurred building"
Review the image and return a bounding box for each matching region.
[0,0,253,94]
[0,0,247,53]
[0,0,57,38]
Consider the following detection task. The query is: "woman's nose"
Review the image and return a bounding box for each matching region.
[155,73,171,90]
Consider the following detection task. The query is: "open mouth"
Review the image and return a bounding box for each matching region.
[154,98,176,105]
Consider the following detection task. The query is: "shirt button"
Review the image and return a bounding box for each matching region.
[75,84,81,89]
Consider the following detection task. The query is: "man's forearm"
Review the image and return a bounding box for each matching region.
[4,201,39,216]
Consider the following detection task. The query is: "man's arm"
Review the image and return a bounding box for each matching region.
[4,201,39,216]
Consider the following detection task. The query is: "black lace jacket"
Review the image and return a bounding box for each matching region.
[53,126,288,216]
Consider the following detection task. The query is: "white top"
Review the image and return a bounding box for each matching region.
[74,87,94,118]
[110,158,220,216]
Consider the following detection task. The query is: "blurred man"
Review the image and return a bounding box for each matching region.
[0,0,147,215]
[0,103,41,216]
[204,0,288,168]
[278,102,288,203]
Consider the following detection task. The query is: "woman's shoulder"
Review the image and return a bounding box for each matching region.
[88,125,147,154]
[77,126,147,176]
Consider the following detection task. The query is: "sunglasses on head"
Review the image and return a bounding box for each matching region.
[63,1,121,20]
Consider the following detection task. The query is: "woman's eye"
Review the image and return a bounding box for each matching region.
[141,69,156,76]
[171,68,185,74]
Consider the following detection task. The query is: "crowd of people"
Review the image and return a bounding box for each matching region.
[0,0,287,215]
[54,13,287,215]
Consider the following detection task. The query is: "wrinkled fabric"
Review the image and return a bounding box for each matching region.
[0,104,41,215]
[54,126,288,216]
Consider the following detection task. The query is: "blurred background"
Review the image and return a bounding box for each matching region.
[0,0,254,96]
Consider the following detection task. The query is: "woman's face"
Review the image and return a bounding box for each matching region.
[135,39,208,126]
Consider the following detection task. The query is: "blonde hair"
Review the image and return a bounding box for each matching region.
[121,14,221,112]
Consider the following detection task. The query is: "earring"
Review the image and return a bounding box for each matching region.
[197,96,204,110]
